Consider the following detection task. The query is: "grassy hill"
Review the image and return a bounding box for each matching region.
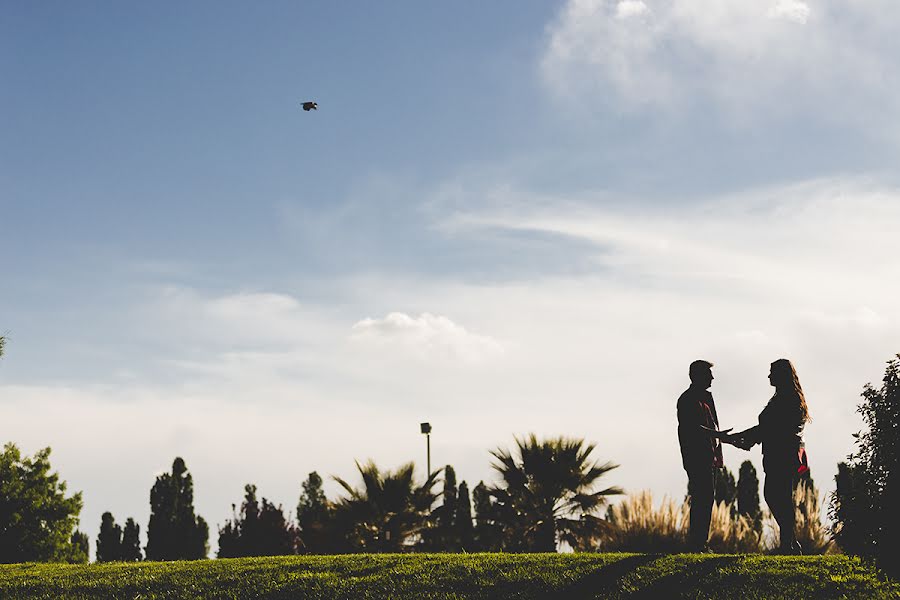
[0,553,896,599]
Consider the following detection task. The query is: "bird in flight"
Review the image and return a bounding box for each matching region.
[302,101,318,111]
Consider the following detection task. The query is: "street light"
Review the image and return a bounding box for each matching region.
[420,422,432,475]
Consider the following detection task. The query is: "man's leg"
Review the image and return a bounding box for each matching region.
[687,467,714,551]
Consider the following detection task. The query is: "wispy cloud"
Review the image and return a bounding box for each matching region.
[442,176,900,303]
[541,0,899,131]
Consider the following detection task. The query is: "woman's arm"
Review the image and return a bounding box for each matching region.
[723,425,761,450]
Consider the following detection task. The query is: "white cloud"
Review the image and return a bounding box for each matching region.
[541,0,897,127]
[351,312,504,364]
[616,0,650,20]
[768,0,811,24]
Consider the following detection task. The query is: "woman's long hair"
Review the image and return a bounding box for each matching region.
[771,358,811,423]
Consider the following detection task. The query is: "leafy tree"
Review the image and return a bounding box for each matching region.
[218,484,298,558]
[455,481,475,551]
[488,434,623,552]
[737,460,762,531]
[332,461,439,552]
[297,472,334,554]
[145,457,209,560]
[0,443,85,563]
[96,512,123,562]
[831,355,900,576]
[121,518,142,561]
[0,335,5,357]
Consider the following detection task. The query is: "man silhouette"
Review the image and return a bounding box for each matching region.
[677,360,724,552]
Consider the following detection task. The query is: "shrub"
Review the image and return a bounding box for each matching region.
[830,355,899,575]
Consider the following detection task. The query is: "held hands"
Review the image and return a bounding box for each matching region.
[700,425,756,451]
[722,432,755,451]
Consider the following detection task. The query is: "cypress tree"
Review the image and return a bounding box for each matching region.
[713,466,737,507]
[121,518,142,561]
[145,457,209,560]
[96,512,123,562]
[456,481,475,551]
[737,460,762,530]
[437,466,459,551]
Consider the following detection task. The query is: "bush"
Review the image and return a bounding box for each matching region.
[830,355,899,575]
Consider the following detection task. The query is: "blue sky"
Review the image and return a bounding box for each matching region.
[3,1,900,555]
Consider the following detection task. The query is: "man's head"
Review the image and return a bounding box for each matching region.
[689,359,714,389]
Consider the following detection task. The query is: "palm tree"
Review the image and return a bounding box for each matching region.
[488,434,623,552]
[332,461,440,552]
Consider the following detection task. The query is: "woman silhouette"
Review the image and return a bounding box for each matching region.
[725,359,810,554]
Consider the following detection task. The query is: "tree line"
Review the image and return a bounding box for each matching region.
[0,434,812,562]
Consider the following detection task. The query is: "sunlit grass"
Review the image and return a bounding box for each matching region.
[0,553,895,599]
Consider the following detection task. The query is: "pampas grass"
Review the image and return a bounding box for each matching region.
[598,483,833,554]
[599,491,760,553]
[600,491,688,553]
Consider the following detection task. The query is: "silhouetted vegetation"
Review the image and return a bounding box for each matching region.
[121,518,142,561]
[486,435,623,551]
[471,480,503,551]
[96,512,141,562]
[737,460,762,532]
[218,484,298,558]
[713,466,737,512]
[330,461,440,552]
[831,354,900,576]
[0,444,85,563]
[419,465,475,552]
[145,458,209,561]
[69,530,89,564]
[455,480,475,550]
[96,512,123,562]
[419,465,458,551]
[295,471,336,554]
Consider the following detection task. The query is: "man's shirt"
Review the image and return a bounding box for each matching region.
[677,385,724,471]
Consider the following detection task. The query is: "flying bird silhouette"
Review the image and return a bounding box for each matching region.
[302,101,318,111]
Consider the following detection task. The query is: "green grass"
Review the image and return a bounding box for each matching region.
[0,553,897,599]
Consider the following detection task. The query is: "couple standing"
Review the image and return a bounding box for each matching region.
[677,359,811,554]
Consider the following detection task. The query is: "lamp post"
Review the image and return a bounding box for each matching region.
[420,422,432,475]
